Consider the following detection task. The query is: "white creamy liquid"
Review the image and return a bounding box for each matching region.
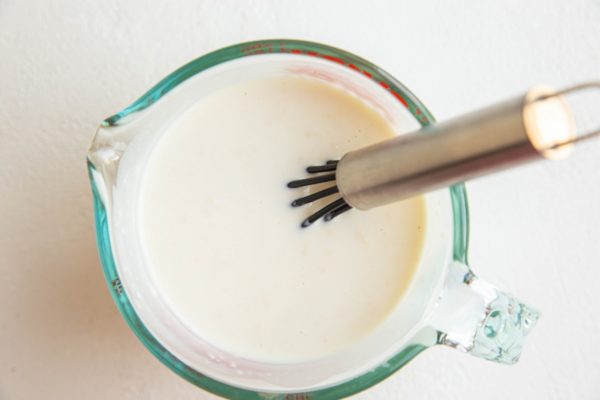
[139,76,426,362]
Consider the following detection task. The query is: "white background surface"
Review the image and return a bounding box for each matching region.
[1,1,600,399]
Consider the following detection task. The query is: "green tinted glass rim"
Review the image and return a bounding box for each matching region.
[89,39,469,399]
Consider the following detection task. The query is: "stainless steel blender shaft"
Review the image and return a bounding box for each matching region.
[336,86,581,210]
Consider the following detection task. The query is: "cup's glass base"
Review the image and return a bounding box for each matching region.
[88,39,469,399]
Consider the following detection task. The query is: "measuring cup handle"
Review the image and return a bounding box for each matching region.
[429,261,540,364]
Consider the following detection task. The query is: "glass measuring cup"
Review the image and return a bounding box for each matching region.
[87,39,539,399]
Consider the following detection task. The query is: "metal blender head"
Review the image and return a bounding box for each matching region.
[287,81,600,228]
